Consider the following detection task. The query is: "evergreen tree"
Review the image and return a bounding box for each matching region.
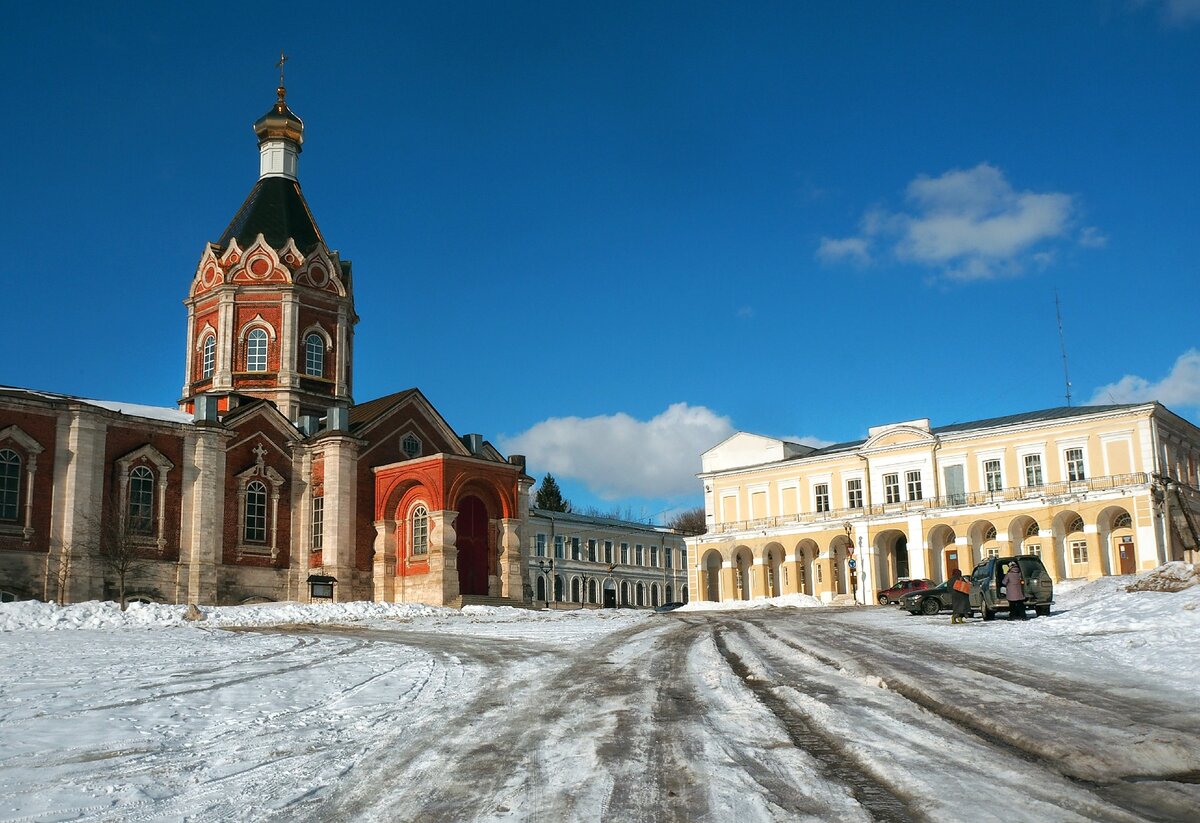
[535,473,571,512]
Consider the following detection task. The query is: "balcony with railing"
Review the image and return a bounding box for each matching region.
[708,472,1152,536]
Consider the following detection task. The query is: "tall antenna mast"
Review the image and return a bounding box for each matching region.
[1055,289,1073,407]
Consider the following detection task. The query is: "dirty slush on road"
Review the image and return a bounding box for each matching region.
[275,610,1198,823]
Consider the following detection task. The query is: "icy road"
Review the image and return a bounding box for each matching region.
[2,578,1199,822]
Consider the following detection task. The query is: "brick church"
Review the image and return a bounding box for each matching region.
[0,81,533,606]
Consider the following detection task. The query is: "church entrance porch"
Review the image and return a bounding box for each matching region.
[373,453,522,607]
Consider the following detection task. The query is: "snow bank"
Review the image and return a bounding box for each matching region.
[0,599,450,632]
[1124,560,1200,593]
[678,592,824,612]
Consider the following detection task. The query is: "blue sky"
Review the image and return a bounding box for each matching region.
[2,1,1198,520]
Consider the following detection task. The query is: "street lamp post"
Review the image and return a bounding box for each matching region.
[538,558,554,609]
[843,522,859,604]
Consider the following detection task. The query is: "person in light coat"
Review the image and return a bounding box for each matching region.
[1002,562,1027,621]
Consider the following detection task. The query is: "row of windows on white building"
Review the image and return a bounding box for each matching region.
[198,330,328,379]
[534,574,687,608]
[533,533,686,570]
[796,449,1089,515]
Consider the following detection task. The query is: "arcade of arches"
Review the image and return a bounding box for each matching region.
[690,505,1141,604]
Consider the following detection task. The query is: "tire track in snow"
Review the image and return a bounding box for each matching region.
[736,612,1198,823]
[710,624,917,823]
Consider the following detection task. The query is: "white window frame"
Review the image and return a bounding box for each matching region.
[1024,453,1044,487]
[905,470,922,501]
[883,472,901,504]
[845,477,863,509]
[411,505,429,556]
[814,483,830,513]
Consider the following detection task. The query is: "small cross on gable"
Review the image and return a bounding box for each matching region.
[252,443,268,465]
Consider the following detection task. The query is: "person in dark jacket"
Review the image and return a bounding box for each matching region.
[1002,562,1027,620]
[949,568,970,624]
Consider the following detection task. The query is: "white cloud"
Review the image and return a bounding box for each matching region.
[817,163,1090,282]
[1155,0,1200,25]
[499,403,735,499]
[816,236,871,266]
[1079,226,1108,248]
[1088,349,1200,409]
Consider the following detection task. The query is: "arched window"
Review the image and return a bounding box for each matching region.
[666,584,674,604]
[620,581,629,605]
[554,574,565,602]
[304,333,324,377]
[681,585,689,603]
[247,329,268,372]
[984,525,997,540]
[245,480,267,542]
[536,575,546,602]
[411,506,429,555]
[588,578,597,604]
[0,449,20,522]
[1114,513,1132,529]
[127,466,154,535]
[201,335,216,380]
[636,582,645,606]
[1025,520,1040,538]
[1068,516,1085,534]
[651,583,660,607]
[571,577,581,602]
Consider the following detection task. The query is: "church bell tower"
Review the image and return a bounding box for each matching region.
[180,60,356,421]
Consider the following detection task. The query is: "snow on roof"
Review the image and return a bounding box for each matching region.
[0,386,193,424]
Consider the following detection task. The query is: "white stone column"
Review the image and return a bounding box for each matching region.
[50,410,108,603]
[498,518,522,599]
[177,427,227,605]
[372,519,396,602]
[429,509,459,605]
[215,290,236,390]
[319,436,359,601]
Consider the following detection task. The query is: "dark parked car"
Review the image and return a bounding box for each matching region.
[876,578,932,605]
[899,581,955,615]
[654,602,686,613]
[969,555,1054,619]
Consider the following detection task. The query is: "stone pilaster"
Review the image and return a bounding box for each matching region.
[177,426,228,605]
[319,435,359,600]
[372,519,396,602]
[50,410,108,603]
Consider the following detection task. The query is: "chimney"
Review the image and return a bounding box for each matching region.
[326,405,349,432]
[297,415,320,437]
[194,395,219,423]
[462,433,484,454]
[508,454,526,471]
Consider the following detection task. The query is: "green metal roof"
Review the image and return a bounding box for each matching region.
[218,176,324,252]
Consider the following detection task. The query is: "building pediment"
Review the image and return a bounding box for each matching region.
[862,421,937,453]
[701,432,813,474]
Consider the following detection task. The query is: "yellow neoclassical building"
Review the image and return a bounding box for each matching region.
[688,403,1200,604]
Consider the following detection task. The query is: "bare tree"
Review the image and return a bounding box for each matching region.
[667,506,706,535]
[80,504,156,610]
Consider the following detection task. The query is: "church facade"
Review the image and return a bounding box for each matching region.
[0,84,543,607]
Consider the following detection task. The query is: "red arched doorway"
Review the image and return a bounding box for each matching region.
[456,495,490,596]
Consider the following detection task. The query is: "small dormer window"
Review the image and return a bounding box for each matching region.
[402,434,421,458]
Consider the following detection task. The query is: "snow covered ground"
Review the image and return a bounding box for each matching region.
[1,564,1197,822]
